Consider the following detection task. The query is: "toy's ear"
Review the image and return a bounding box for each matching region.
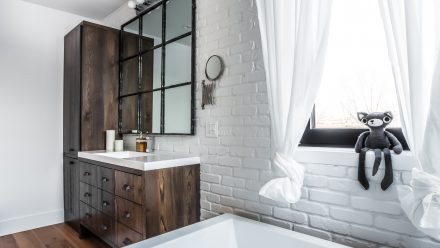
[384,111,393,118]
[357,112,368,121]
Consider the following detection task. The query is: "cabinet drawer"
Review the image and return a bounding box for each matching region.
[80,202,97,230]
[116,222,143,247]
[115,171,143,204]
[79,182,98,208]
[99,190,114,217]
[97,166,114,193]
[96,211,115,244]
[116,197,143,233]
[79,162,97,186]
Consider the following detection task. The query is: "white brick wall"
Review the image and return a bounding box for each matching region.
[147,0,440,247]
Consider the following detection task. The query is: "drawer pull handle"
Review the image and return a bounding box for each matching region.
[123,184,131,191]
[124,211,131,219]
[102,177,109,182]
[69,148,75,152]
[85,213,91,219]
[100,224,108,231]
[123,238,132,245]
[83,172,91,176]
[69,161,75,165]
[102,201,109,207]
[84,192,91,198]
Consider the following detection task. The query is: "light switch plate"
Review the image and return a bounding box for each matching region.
[206,121,218,138]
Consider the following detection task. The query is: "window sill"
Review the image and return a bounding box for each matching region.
[295,147,415,171]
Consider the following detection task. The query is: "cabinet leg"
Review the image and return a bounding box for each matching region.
[79,225,91,239]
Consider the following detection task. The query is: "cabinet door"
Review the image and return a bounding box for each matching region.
[63,26,81,156]
[63,156,80,231]
[81,23,119,151]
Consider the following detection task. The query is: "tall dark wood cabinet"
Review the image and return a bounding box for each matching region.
[63,21,119,232]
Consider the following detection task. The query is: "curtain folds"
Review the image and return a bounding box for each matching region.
[379,0,440,240]
[256,0,333,203]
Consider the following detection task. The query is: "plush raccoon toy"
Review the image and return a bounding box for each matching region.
[355,111,403,190]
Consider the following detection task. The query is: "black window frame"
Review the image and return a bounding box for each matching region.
[300,108,409,149]
[118,0,196,136]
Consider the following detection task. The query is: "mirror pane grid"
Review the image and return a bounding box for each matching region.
[122,19,140,59]
[140,92,162,134]
[165,0,192,41]
[121,56,140,96]
[164,35,192,87]
[121,96,138,133]
[141,48,162,91]
[141,4,163,51]
[164,85,192,133]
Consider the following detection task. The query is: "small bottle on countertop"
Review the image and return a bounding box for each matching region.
[135,132,147,152]
[145,134,154,153]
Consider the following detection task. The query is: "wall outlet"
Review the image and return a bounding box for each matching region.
[206,121,218,137]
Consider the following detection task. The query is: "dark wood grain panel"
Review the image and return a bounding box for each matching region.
[99,190,114,217]
[79,158,143,176]
[79,162,97,186]
[81,22,119,151]
[143,164,200,238]
[121,96,138,133]
[97,166,114,193]
[79,182,98,209]
[96,212,115,244]
[115,197,143,233]
[80,202,98,231]
[116,223,143,247]
[63,156,80,232]
[63,25,81,157]
[0,235,18,248]
[115,171,143,204]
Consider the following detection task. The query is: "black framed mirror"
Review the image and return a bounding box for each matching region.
[118,0,195,135]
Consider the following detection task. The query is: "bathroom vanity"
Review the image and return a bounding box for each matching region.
[75,151,200,247]
[63,0,197,247]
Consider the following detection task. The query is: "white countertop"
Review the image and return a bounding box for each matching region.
[78,150,200,171]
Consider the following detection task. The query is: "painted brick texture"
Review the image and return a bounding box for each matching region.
[151,0,440,247]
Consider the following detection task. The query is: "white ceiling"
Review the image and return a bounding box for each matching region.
[21,0,126,19]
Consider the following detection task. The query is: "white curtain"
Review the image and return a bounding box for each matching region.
[379,0,440,239]
[256,0,333,203]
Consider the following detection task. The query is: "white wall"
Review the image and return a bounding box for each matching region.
[102,1,440,247]
[0,0,95,236]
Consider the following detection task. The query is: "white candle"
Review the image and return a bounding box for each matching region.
[106,130,115,152]
[114,140,124,152]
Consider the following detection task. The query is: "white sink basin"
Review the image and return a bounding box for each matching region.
[95,151,150,159]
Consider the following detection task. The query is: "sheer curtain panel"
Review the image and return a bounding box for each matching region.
[379,0,440,239]
[256,0,333,203]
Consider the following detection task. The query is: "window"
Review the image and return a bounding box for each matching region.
[300,0,408,148]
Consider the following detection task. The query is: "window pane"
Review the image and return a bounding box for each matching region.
[141,48,162,91]
[121,56,139,95]
[164,85,191,133]
[314,0,401,129]
[122,19,139,59]
[165,35,192,86]
[141,5,162,50]
[166,0,192,41]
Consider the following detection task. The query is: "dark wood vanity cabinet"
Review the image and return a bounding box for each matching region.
[77,159,200,247]
[63,22,119,232]
[63,21,119,157]
[63,156,80,231]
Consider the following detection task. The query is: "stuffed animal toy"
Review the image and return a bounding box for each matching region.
[355,111,403,190]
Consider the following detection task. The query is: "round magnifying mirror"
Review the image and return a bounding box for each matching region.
[205,55,224,81]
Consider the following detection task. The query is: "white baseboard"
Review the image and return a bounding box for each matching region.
[0,209,64,236]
